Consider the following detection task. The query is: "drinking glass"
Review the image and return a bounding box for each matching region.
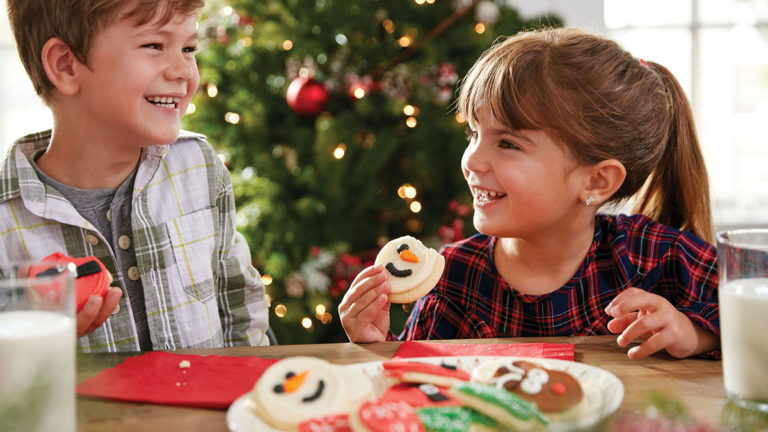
[0,259,77,432]
[717,229,768,413]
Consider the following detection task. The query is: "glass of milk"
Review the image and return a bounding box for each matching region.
[717,229,768,413]
[0,259,77,432]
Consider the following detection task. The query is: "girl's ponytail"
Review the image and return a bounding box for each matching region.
[633,62,713,242]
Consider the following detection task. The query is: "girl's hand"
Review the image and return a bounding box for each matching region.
[76,287,122,338]
[605,287,701,359]
[338,264,391,343]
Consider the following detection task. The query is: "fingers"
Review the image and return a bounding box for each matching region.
[339,266,390,315]
[625,331,673,359]
[605,287,660,317]
[76,295,103,337]
[339,265,393,343]
[616,311,662,347]
[77,288,122,338]
[606,312,638,334]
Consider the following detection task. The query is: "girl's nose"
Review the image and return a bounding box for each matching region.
[461,138,488,176]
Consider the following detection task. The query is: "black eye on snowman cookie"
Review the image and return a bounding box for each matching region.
[374,235,445,304]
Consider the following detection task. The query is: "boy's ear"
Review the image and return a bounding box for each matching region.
[41,38,81,96]
[581,159,626,206]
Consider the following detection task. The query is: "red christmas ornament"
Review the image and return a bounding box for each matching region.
[286,76,329,116]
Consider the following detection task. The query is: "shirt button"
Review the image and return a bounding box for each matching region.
[106,209,112,221]
[85,234,99,246]
[127,266,140,281]
[118,235,132,250]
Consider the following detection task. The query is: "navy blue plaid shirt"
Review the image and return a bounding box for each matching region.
[395,214,719,346]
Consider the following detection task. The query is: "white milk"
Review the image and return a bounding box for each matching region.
[719,278,768,403]
[0,310,76,432]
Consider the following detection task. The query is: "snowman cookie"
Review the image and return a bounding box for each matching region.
[375,236,445,304]
[252,357,353,430]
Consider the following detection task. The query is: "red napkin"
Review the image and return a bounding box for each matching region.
[394,341,574,361]
[76,351,279,409]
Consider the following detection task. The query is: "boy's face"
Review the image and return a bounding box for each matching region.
[74,10,199,147]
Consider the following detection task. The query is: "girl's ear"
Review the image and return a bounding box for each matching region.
[582,159,626,206]
[41,38,81,96]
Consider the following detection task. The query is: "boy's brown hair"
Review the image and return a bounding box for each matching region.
[457,28,713,242]
[7,0,204,102]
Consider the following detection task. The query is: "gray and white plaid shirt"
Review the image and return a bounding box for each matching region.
[0,130,269,352]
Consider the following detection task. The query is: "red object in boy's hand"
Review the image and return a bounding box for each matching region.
[29,252,112,312]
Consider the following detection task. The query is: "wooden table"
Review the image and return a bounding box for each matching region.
[76,335,729,431]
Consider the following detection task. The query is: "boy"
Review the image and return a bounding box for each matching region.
[3,0,270,351]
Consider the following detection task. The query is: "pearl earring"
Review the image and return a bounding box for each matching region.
[585,195,595,206]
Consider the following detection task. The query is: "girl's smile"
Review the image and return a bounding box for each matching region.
[470,186,507,207]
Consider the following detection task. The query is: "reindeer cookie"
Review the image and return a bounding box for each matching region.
[471,359,584,413]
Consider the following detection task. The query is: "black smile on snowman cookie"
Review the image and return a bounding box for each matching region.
[385,243,420,277]
[272,369,327,402]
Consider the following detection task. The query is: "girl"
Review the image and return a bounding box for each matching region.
[338,28,719,359]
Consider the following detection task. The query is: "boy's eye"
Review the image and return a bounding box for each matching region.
[182,46,199,54]
[141,43,162,50]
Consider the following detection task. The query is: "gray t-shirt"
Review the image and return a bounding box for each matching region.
[32,160,152,350]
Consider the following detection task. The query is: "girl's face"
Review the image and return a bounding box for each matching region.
[461,107,587,239]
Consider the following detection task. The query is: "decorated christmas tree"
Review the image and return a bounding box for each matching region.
[184,0,561,344]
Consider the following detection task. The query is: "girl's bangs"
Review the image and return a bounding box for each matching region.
[459,42,550,132]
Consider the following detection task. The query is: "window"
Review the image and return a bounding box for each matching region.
[605,0,768,229]
[0,0,52,150]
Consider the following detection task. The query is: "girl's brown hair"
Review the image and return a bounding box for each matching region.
[7,0,204,102]
[457,27,713,242]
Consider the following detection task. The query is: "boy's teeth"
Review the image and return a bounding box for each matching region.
[147,96,182,104]
[146,96,182,108]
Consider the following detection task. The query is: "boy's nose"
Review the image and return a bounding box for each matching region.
[164,54,196,82]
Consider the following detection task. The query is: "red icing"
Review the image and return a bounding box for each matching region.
[29,252,111,312]
[551,382,566,395]
[298,413,351,432]
[382,361,470,381]
[379,383,462,408]
[357,399,425,432]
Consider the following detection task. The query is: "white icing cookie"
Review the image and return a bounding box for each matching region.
[374,236,445,304]
[338,365,375,407]
[251,357,349,430]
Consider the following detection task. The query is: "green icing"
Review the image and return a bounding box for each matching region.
[453,382,549,426]
[417,406,471,432]
[468,409,498,427]
[416,406,498,432]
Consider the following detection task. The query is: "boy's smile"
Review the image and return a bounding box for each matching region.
[72,9,199,149]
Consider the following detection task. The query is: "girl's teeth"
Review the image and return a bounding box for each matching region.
[473,188,505,203]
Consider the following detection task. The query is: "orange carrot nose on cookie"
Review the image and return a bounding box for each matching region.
[399,249,419,263]
[283,370,309,393]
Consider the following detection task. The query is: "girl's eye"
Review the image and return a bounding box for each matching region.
[500,140,520,150]
[141,43,162,50]
[182,46,199,54]
[464,128,477,142]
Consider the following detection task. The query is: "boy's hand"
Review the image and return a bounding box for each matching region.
[338,264,391,343]
[605,287,699,359]
[76,287,122,338]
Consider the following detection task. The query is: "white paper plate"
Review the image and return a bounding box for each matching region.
[227,356,624,431]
